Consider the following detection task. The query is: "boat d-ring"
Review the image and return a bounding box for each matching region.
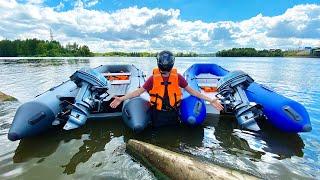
[124,108,131,118]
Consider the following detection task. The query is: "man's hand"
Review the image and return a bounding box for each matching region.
[109,87,146,109]
[210,98,224,111]
[110,96,123,108]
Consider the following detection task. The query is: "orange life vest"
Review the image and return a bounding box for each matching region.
[200,86,217,92]
[149,68,182,111]
[106,75,129,81]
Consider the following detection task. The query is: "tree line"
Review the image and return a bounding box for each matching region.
[99,51,200,57]
[99,51,156,57]
[0,39,93,57]
[216,48,284,57]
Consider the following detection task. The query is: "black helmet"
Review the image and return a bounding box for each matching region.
[156,50,175,72]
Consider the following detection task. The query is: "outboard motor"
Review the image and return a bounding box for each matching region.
[64,68,109,130]
[217,70,263,131]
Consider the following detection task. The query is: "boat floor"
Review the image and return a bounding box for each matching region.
[205,103,220,114]
[197,73,220,115]
[108,84,129,96]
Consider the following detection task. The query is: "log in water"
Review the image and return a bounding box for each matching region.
[127,139,257,180]
[0,91,17,102]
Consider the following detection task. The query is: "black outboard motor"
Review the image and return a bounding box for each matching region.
[64,68,109,130]
[217,70,263,131]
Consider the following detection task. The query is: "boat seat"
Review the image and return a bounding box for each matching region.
[103,72,131,76]
[108,84,128,96]
[198,81,217,87]
[196,73,219,88]
[109,79,131,85]
[196,73,220,79]
[195,73,220,94]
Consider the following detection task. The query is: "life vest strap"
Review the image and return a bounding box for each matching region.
[172,93,181,110]
[161,81,172,86]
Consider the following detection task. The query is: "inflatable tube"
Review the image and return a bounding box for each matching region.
[246,83,311,132]
[8,80,78,141]
[122,97,151,133]
[181,64,311,133]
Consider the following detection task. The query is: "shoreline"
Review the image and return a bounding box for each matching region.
[0,56,319,59]
[217,55,318,58]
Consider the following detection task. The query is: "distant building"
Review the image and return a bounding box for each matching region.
[269,49,281,52]
[304,47,312,53]
[311,48,320,57]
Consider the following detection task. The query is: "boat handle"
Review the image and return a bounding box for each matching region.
[193,101,202,115]
[283,106,302,121]
[260,84,274,92]
[28,112,46,125]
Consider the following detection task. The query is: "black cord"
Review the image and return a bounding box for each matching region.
[132,64,141,88]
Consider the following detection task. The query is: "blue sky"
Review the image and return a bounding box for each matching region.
[1,0,320,52]
[43,0,320,22]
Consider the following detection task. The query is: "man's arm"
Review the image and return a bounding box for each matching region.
[184,86,213,102]
[184,85,224,111]
[110,87,146,108]
[120,87,146,101]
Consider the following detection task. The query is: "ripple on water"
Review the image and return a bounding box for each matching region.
[73,137,155,179]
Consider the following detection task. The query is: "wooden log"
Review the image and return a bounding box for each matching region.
[0,91,17,102]
[127,139,258,180]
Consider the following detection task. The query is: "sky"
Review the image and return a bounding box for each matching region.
[0,0,319,53]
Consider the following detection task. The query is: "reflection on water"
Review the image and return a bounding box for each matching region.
[10,114,307,178]
[61,120,124,175]
[0,57,320,179]
[215,115,304,160]
[10,120,154,179]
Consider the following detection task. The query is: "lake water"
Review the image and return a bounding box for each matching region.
[0,57,319,179]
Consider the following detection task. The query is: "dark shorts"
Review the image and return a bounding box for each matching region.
[150,109,180,128]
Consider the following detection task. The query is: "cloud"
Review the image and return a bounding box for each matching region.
[74,0,101,8]
[86,0,99,7]
[267,4,320,39]
[54,2,64,11]
[0,1,319,53]
[27,0,44,5]
[209,22,238,41]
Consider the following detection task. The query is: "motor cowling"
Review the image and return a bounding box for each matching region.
[63,68,109,130]
[217,70,263,131]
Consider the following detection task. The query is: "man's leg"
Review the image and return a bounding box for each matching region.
[151,110,179,128]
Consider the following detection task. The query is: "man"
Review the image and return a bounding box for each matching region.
[110,50,223,127]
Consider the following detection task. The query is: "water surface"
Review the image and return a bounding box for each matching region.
[0,57,319,179]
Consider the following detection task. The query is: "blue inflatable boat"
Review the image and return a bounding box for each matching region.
[8,64,151,141]
[180,64,312,133]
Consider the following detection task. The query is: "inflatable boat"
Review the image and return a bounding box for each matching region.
[8,64,151,141]
[8,63,312,141]
[180,64,312,133]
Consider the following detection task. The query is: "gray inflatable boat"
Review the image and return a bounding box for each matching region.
[8,64,151,141]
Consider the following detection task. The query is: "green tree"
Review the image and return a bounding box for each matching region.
[0,39,94,57]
